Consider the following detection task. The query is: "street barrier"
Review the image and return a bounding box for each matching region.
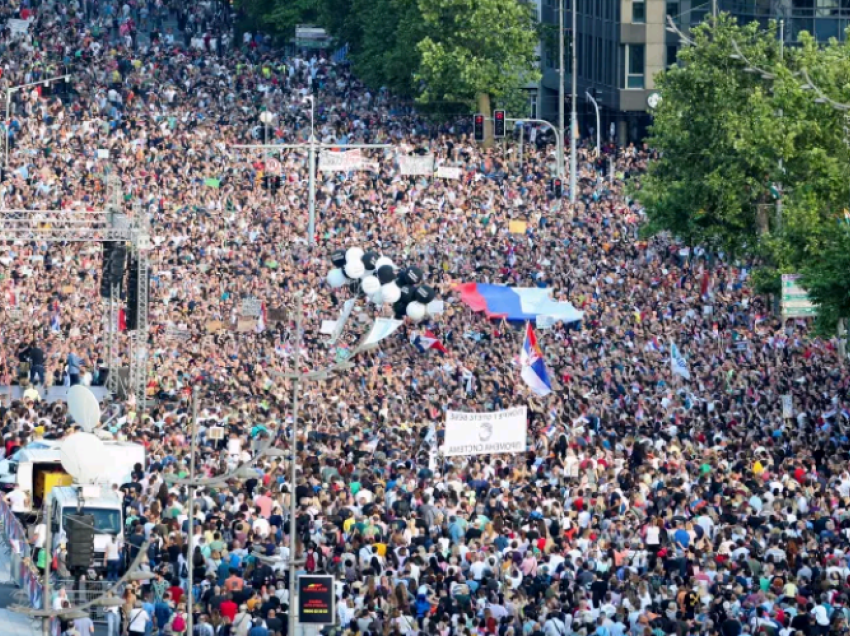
[0,498,61,635]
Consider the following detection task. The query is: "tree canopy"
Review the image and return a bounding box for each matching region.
[632,15,850,333]
[236,0,540,119]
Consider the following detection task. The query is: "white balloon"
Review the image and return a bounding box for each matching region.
[345,247,365,263]
[406,301,427,322]
[382,282,401,304]
[361,275,381,296]
[67,385,101,432]
[371,289,384,305]
[60,433,106,484]
[327,268,347,288]
[345,260,366,279]
[374,256,394,271]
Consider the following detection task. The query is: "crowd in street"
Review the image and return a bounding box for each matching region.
[2,2,850,636]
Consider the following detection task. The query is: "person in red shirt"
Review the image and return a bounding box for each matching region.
[168,583,183,605]
[219,594,237,622]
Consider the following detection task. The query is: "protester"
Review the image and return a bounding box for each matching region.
[2,3,850,636]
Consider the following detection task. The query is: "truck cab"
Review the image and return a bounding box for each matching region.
[49,486,123,571]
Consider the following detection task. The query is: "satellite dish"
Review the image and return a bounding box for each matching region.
[67,385,101,432]
[60,433,105,484]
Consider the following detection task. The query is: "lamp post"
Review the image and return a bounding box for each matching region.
[259,111,276,146]
[3,74,72,170]
[569,0,578,203]
[585,91,601,154]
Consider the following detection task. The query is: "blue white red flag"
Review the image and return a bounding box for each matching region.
[520,322,552,396]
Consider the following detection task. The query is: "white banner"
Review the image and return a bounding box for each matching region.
[362,318,403,349]
[319,149,366,172]
[436,166,462,180]
[443,407,527,457]
[329,299,356,345]
[782,394,793,419]
[8,19,31,37]
[399,154,434,176]
[241,297,262,317]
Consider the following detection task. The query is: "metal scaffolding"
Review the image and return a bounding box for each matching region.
[0,197,151,411]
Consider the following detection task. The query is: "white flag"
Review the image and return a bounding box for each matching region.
[328,299,356,345]
[362,318,404,349]
[670,341,691,380]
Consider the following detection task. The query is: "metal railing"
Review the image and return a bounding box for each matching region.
[55,579,114,622]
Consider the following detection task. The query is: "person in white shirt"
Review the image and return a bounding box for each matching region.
[6,487,28,516]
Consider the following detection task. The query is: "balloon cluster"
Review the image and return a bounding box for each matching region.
[326,248,439,322]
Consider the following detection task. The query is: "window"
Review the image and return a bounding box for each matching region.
[666,44,678,67]
[545,43,558,69]
[632,0,646,22]
[666,1,680,24]
[625,44,645,88]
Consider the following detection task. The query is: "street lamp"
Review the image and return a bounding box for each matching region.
[259,111,277,146]
[3,74,72,170]
[585,91,601,154]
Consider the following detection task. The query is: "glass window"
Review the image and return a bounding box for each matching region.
[632,0,646,22]
[626,44,645,89]
[666,1,680,24]
[666,44,678,67]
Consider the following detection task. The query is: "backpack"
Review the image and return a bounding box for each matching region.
[171,613,186,634]
[305,551,316,572]
[180,561,189,579]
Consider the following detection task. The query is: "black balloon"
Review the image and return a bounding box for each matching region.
[399,285,414,305]
[377,264,396,285]
[396,268,411,286]
[362,251,379,271]
[406,266,424,286]
[414,285,436,304]
[392,300,407,319]
[330,249,346,268]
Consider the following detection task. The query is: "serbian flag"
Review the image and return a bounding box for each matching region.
[410,329,447,354]
[256,303,267,333]
[520,322,552,396]
[118,307,127,332]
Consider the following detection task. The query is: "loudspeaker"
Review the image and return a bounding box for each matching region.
[110,244,127,285]
[65,514,95,570]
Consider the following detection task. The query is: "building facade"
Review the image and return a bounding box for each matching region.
[535,0,848,144]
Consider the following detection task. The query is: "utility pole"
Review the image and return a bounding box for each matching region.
[42,497,52,636]
[558,0,565,179]
[186,387,198,636]
[569,0,578,203]
[287,295,303,636]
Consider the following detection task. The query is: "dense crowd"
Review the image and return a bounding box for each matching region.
[2,2,850,636]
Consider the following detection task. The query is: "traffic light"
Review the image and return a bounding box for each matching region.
[473,114,485,142]
[493,110,506,138]
[551,178,563,198]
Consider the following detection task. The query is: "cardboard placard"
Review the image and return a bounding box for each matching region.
[509,220,528,234]
[266,307,286,323]
[205,320,225,333]
[235,318,256,333]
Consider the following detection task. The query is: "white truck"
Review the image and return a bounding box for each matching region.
[0,440,145,515]
[48,485,124,571]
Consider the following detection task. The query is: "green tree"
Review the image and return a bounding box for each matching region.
[632,15,786,255]
[236,0,319,40]
[415,0,540,143]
